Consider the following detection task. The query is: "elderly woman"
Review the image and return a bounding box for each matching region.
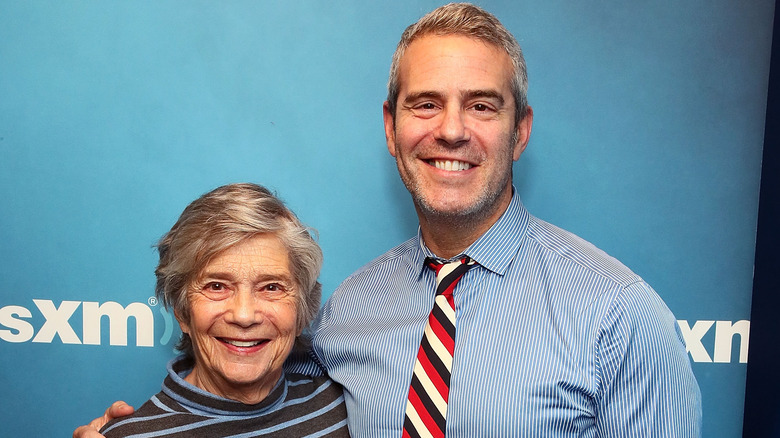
[100,183,349,437]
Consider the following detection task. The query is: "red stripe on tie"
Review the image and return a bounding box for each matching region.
[442,282,457,298]
[428,311,455,355]
[408,385,445,438]
[418,346,449,401]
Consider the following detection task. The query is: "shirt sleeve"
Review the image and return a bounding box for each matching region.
[283,333,327,376]
[594,281,702,437]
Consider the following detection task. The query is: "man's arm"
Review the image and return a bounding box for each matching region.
[595,282,702,436]
[72,401,134,438]
[284,328,327,376]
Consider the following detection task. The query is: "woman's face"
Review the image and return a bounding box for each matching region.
[178,234,299,404]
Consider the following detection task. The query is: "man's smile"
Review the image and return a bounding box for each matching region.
[427,159,474,171]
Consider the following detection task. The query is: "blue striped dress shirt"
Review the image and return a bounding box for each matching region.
[288,189,702,437]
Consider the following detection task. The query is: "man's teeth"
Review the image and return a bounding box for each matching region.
[432,160,472,171]
[224,339,262,347]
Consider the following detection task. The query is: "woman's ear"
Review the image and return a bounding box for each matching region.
[174,310,189,334]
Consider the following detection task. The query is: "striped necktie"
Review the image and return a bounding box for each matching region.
[403,256,477,438]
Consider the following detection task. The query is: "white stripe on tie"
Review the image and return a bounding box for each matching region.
[436,263,460,286]
[436,295,456,326]
[423,322,452,371]
[413,361,448,415]
[405,401,435,438]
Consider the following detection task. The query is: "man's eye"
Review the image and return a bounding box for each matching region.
[473,103,489,111]
[206,282,225,291]
[416,102,437,110]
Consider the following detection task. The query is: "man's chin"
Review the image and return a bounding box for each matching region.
[413,187,510,226]
[416,199,484,222]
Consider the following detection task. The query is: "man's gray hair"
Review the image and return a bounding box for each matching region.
[386,2,529,125]
[155,183,323,359]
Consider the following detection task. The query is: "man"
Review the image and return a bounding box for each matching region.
[76,3,701,437]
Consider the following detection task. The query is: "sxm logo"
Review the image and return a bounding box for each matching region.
[0,298,175,347]
[0,300,749,363]
[678,320,750,364]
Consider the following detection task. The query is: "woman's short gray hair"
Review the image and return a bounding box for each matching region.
[154,183,323,359]
[386,2,529,126]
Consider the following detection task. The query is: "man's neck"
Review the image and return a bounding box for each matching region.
[417,192,513,259]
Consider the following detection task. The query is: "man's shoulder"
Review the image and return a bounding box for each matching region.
[524,215,642,288]
[320,236,419,309]
[340,236,419,284]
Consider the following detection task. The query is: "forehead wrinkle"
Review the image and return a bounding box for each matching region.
[198,266,294,284]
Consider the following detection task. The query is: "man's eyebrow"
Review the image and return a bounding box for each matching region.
[461,89,505,105]
[402,91,444,104]
[402,90,506,106]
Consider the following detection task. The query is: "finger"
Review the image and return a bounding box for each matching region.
[72,424,104,438]
[72,400,136,438]
[106,400,135,419]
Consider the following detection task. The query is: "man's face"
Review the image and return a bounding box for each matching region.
[384,34,532,225]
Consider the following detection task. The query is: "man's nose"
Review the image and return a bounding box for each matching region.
[434,106,470,146]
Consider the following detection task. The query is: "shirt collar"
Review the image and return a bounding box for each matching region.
[413,187,529,278]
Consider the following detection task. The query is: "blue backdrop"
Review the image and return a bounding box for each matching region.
[0,1,774,436]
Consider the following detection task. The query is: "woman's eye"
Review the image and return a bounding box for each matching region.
[207,282,225,291]
[262,283,292,296]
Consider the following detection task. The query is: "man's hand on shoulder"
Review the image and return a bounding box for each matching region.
[73,401,134,438]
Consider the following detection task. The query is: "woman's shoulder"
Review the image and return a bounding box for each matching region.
[282,374,349,436]
[284,373,344,398]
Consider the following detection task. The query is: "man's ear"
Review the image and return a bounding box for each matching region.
[513,106,533,161]
[383,101,397,157]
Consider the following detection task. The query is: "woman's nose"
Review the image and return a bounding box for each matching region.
[225,289,260,327]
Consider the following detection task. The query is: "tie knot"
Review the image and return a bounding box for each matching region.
[425,255,471,270]
[425,256,477,297]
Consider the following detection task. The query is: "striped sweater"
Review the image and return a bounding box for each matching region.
[102,356,349,437]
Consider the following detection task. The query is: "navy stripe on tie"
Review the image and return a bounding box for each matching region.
[410,375,446,432]
[420,336,451,383]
